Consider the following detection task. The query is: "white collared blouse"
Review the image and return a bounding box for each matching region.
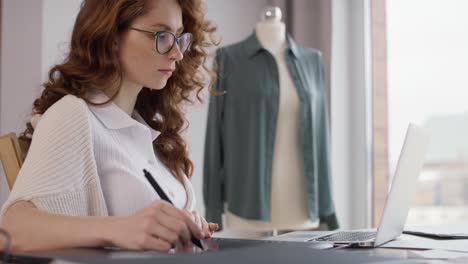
[87,92,193,215]
[0,93,194,219]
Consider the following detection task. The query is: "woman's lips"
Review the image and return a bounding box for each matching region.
[158,69,173,76]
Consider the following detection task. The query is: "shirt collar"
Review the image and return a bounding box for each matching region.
[87,91,161,141]
[133,111,161,141]
[244,30,300,59]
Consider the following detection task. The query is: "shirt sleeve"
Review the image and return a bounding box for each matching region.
[0,95,108,221]
[203,48,227,228]
[314,51,339,230]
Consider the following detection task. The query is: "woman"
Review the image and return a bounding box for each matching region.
[0,0,218,252]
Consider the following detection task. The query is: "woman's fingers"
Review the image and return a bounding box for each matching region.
[139,234,172,251]
[148,222,180,246]
[158,211,193,245]
[183,208,220,238]
[126,201,212,251]
[191,211,203,230]
[158,203,204,240]
[199,216,210,237]
[209,223,219,233]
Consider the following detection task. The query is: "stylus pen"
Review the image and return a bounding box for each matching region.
[143,169,205,250]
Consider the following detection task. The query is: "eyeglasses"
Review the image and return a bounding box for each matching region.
[130,27,193,55]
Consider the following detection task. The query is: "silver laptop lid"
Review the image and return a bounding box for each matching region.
[374,123,430,246]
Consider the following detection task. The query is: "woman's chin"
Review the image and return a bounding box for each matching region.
[145,82,167,91]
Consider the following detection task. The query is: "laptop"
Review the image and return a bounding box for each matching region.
[309,123,430,247]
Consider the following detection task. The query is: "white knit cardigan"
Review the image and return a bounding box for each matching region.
[0,95,108,219]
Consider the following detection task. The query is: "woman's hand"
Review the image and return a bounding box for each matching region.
[183,209,219,238]
[108,200,205,251]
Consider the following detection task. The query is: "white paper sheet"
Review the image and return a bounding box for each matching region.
[382,234,468,252]
[409,249,468,260]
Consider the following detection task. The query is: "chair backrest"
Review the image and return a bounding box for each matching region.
[0,133,25,190]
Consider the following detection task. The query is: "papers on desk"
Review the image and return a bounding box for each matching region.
[365,261,426,264]
[408,249,468,260]
[404,224,468,239]
[382,234,468,252]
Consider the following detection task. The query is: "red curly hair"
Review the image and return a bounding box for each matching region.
[22,0,217,182]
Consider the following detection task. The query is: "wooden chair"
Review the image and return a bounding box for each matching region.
[0,133,26,190]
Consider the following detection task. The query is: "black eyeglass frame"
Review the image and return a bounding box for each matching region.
[130,27,193,55]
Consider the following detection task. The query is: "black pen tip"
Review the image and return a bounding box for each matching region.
[192,238,205,250]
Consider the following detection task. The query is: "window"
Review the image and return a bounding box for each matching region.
[385,0,468,225]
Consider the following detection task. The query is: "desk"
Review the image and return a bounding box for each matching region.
[12,238,458,264]
[29,248,445,263]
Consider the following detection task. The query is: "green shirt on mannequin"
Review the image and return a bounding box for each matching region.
[203,32,338,230]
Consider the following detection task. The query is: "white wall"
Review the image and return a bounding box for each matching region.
[0,0,42,135]
[330,0,352,229]
[331,0,372,229]
[0,0,43,206]
[41,0,82,83]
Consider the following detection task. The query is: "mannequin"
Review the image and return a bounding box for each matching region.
[255,6,286,54]
[225,6,320,236]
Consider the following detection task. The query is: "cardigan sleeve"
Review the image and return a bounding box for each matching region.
[0,95,108,221]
